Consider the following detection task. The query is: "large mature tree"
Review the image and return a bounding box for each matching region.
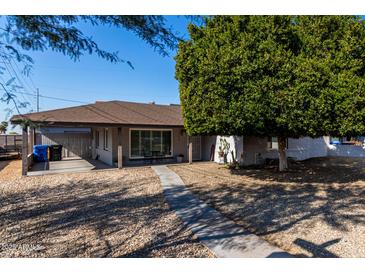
[0,16,188,120]
[175,16,365,171]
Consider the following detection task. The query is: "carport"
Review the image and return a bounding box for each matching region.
[12,121,122,176]
[27,156,113,176]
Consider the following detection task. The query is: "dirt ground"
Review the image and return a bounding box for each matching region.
[170,157,365,258]
[0,160,213,258]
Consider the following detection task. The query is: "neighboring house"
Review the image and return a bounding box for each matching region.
[10,100,363,174]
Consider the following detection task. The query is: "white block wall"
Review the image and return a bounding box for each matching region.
[288,137,329,160]
[328,144,365,157]
[264,137,329,161]
[201,135,244,164]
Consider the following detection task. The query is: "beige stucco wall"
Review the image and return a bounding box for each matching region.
[242,136,268,165]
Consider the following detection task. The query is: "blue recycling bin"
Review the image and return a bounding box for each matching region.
[330,140,341,145]
[33,145,49,162]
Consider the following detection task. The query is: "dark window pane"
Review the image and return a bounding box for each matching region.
[141,130,152,157]
[152,131,162,156]
[131,130,140,157]
[131,130,172,158]
[162,131,172,155]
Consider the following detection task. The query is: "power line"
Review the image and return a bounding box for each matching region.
[0,87,89,104]
[0,56,91,111]
[0,56,33,107]
[40,94,89,104]
[7,89,89,104]
[36,88,39,112]
[28,76,38,91]
[11,58,38,93]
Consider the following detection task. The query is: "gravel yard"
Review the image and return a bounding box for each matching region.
[170,157,365,258]
[0,160,213,258]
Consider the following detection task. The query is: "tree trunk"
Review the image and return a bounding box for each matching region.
[278,136,288,171]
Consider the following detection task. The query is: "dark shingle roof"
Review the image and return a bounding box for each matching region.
[11,100,183,127]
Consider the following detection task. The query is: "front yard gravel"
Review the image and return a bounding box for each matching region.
[0,160,213,258]
[170,158,365,258]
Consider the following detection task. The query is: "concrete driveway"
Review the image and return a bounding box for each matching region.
[28,157,113,176]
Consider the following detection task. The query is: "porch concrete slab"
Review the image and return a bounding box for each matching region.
[152,165,293,258]
[28,157,113,176]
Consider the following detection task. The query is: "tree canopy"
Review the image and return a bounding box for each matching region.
[175,16,365,170]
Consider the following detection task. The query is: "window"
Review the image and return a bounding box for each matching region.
[267,137,288,149]
[267,137,279,149]
[130,129,172,158]
[95,130,99,148]
[104,128,109,150]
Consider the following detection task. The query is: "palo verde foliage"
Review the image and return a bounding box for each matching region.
[0,16,185,121]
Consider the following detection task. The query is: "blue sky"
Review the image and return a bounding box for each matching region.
[1,16,192,131]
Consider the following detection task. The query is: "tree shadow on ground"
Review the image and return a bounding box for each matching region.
[230,157,365,184]
[187,178,365,235]
[175,158,365,257]
[0,175,209,258]
[293,238,340,258]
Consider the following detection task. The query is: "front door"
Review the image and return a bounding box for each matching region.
[188,136,201,161]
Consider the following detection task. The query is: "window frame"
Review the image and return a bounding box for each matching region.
[267,136,288,150]
[104,128,109,151]
[129,128,173,159]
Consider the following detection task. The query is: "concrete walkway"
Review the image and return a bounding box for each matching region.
[152,165,293,258]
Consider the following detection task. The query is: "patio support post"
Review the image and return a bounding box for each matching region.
[28,127,35,154]
[22,125,28,176]
[117,127,122,145]
[118,145,123,169]
[188,142,193,164]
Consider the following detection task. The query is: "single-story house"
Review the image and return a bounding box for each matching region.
[10,100,361,175]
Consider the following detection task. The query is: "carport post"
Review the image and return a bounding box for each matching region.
[22,125,28,176]
[188,142,193,164]
[28,127,35,154]
[118,145,123,169]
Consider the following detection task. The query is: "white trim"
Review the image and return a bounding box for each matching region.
[103,128,110,151]
[129,128,174,159]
